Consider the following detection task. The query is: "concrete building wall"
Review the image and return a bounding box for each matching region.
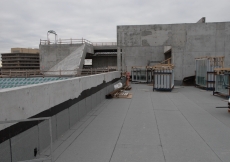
[0,71,121,161]
[117,22,230,83]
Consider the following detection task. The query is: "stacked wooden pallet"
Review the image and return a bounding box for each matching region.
[114,90,132,98]
[105,85,132,99]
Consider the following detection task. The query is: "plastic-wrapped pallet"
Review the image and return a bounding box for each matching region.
[153,68,174,91]
[215,74,229,96]
[131,67,152,83]
[195,56,224,90]
[213,68,230,97]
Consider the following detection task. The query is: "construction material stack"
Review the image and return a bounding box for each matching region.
[150,58,174,91]
[213,68,230,97]
[195,56,224,90]
[131,66,152,83]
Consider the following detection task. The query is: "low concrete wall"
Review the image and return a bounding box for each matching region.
[0,71,120,126]
[0,71,123,162]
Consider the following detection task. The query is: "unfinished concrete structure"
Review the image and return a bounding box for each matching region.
[39,40,117,75]
[117,19,230,84]
[1,19,230,162]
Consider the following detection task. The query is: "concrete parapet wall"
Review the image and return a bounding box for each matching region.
[117,22,230,82]
[0,71,122,162]
[0,71,120,130]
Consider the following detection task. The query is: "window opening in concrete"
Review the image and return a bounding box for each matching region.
[84,59,92,66]
[164,46,171,60]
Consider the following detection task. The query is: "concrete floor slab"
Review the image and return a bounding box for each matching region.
[42,84,230,162]
[155,110,221,162]
[110,144,165,162]
[56,142,114,162]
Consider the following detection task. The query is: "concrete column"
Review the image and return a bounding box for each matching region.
[122,49,125,72]
[117,47,121,71]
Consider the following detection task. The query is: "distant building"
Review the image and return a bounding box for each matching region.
[1,48,40,76]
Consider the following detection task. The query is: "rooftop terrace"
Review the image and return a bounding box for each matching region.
[39,84,230,162]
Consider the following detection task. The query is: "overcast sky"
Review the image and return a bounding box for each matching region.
[0,0,230,56]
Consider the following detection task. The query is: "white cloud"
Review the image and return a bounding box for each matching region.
[0,0,230,53]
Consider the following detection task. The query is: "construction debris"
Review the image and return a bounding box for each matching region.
[113,90,132,99]
[105,85,132,99]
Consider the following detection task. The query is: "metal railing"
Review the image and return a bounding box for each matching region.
[0,67,118,78]
[40,38,92,45]
[40,38,117,46]
[92,42,117,46]
[78,66,117,76]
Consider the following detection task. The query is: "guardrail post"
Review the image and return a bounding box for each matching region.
[59,70,61,76]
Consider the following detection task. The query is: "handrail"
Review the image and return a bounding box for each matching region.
[40,38,117,46]
[0,67,118,78]
[92,42,117,46]
[40,38,92,45]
